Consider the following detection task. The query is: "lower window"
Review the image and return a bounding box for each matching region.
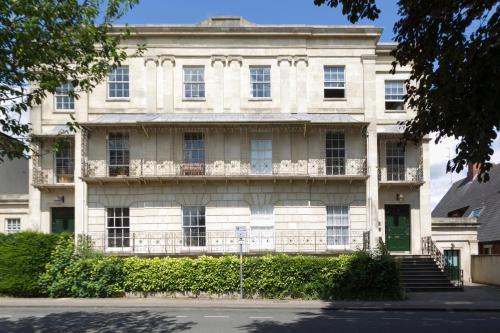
[326,206,349,246]
[107,208,130,248]
[250,206,275,250]
[183,206,206,247]
[5,218,21,234]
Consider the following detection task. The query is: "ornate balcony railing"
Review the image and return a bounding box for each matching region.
[83,158,368,179]
[378,165,423,183]
[85,230,369,255]
[32,167,74,186]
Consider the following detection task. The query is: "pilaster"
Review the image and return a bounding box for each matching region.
[160,55,175,113]
[144,57,158,113]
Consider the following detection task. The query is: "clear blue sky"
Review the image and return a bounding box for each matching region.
[117,0,400,42]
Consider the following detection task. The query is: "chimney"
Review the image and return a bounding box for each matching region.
[467,162,481,181]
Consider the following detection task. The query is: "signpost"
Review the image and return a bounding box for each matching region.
[235,226,247,299]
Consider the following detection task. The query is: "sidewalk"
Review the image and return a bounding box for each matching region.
[1,284,500,312]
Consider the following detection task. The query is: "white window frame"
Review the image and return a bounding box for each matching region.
[5,218,21,234]
[183,66,205,99]
[250,206,275,250]
[182,206,206,248]
[325,131,346,175]
[55,141,74,183]
[107,66,130,99]
[106,208,130,249]
[54,83,75,111]
[250,66,271,98]
[250,134,272,175]
[324,66,345,99]
[386,140,406,181]
[384,80,405,110]
[107,132,130,176]
[326,206,350,248]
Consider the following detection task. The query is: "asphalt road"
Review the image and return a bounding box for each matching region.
[0,306,499,333]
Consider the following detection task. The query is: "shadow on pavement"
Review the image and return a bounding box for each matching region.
[0,310,196,333]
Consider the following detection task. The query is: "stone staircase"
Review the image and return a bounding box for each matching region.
[397,255,462,292]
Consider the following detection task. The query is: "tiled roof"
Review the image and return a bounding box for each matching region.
[432,164,500,242]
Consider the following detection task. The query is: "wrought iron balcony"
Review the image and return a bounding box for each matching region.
[85,229,370,255]
[82,158,368,181]
[378,165,424,184]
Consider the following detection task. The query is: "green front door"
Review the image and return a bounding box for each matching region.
[51,207,75,233]
[385,205,410,251]
[444,249,460,282]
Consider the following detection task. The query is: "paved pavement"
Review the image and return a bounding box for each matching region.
[2,284,500,312]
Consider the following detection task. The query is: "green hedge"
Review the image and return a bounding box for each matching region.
[123,253,401,300]
[40,235,124,298]
[0,232,65,296]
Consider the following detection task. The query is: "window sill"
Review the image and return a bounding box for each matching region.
[248,98,272,102]
[106,98,130,102]
[385,109,407,113]
[182,98,206,102]
[53,110,75,113]
[323,98,347,102]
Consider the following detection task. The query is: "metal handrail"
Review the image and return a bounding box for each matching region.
[421,236,463,288]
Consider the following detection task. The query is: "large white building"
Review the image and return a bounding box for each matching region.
[27,16,436,258]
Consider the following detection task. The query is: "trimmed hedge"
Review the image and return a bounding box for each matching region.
[123,253,401,300]
[0,232,64,296]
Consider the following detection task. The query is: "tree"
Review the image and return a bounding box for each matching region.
[0,0,142,162]
[315,0,500,181]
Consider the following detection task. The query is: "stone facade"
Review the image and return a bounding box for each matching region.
[28,17,433,255]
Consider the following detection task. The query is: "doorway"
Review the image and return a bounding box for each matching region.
[385,204,411,251]
[51,207,75,233]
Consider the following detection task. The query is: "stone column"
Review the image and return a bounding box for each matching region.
[361,54,379,248]
[211,56,226,113]
[28,140,41,231]
[419,138,432,249]
[144,57,158,113]
[294,56,308,114]
[278,56,293,113]
[74,128,86,238]
[226,56,242,113]
[160,55,175,113]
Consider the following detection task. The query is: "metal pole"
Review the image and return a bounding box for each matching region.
[239,240,243,299]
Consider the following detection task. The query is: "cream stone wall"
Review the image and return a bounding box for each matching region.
[27,18,436,256]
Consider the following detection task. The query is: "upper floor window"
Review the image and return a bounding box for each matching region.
[324,66,345,98]
[107,208,130,248]
[326,132,345,175]
[327,206,349,247]
[108,132,129,176]
[183,67,205,99]
[385,80,405,110]
[386,140,405,181]
[183,206,206,247]
[55,83,74,110]
[250,66,271,98]
[250,135,272,175]
[182,132,205,175]
[55,141,74,183]
[469,207,483,218]
[108,66,129,98]
[5,218,21,234]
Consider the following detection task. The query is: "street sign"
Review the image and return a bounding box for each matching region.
[235,226,247,238]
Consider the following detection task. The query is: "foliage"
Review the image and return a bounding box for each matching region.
[40,234,123,297]
[0,231,64,296]
[315,0,500,181]
[0,0,142,161]
[123,253,402,300]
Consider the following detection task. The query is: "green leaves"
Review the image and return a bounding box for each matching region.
[0,0,141,160]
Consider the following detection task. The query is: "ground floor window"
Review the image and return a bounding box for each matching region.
[5,218,21,234]
[107,207,130,248]
[183,206,206,247]
[250,206,274,250]
[326,206,349,246]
